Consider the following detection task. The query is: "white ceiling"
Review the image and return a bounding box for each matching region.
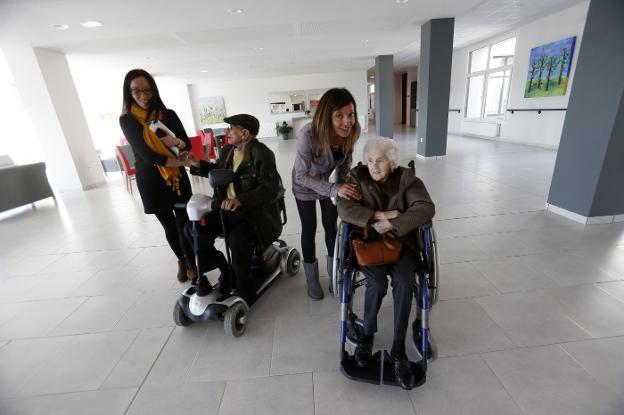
[0,0,583,83]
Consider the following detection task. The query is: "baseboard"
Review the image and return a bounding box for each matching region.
[451,132,559,150]
[416,153,447,160]
[546,203,621,225]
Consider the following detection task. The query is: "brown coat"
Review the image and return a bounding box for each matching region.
[337,165,435,253]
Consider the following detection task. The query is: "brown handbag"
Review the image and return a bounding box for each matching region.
[351,229,403,267]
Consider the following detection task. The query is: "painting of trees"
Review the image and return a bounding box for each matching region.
[536,54,547,89]
[527,62,538,93]
[544,56,559,91]
[524,36,576,98]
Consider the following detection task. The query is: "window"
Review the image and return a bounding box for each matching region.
[465,37,516,119]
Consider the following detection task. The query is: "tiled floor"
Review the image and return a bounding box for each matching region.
[1,127,624,414]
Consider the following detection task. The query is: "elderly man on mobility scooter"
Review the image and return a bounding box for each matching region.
[179,114,284,305]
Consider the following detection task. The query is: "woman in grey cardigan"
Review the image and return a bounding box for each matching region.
[292,88,362,299]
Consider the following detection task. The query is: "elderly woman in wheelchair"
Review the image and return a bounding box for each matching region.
[336,137,436,390]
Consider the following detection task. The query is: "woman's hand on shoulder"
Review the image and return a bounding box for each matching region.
[337,183,361,200]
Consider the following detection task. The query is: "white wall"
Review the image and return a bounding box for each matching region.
[448,1,589,148]
[189,70,368,138]
[4,45,86,191]
[36,48,105,190]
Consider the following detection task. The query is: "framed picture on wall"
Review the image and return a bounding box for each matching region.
[524,36,576,98]
[198,96,226,125]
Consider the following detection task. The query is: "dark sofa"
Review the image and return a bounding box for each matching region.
[0,162,55,212]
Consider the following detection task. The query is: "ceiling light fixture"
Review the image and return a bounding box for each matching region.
[228,8,244,14]
[253,47,264,51]
[200,70,209,73]
[396,0,409,3]
[361,39,369,43]
[50,24,69,30]
[80,21,103,28]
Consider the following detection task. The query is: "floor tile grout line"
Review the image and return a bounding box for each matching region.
[99,328,143,388]
[478,353,529,415]
[122,325,176,415]
[557,342,623,398]
[183,327,211,384]
[43,297,90,337]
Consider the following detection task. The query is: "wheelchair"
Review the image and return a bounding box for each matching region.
[331,164,440,388]
[173,169,301,337]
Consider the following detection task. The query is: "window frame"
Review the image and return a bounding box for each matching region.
[465,37,515,122]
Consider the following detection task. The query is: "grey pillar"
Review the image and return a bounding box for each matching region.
[374,55,394,138]
[417,18,454,158]
[547,0,624,222]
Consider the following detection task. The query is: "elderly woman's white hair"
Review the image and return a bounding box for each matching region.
[362,137,399,170]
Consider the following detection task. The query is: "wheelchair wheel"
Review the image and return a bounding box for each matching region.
[332,221,348,299]
[286,249,301,277]
[173,302,193,327]
[224,302,247,337]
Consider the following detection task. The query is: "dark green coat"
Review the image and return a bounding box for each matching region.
[189,139,283,248]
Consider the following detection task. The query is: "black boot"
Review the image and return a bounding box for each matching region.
[196,276,212,297]
[354,334,373,368]
[392,356,415,390]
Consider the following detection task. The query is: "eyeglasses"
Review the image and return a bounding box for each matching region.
[130,88,153,97]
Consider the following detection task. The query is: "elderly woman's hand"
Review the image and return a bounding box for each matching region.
[338,183,361,200]
[373,210,400,221]
[372,218,394,235]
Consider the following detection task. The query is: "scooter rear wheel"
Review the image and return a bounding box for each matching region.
[224,302,247,337]
[173,302,193,327]
[286,249,301,276]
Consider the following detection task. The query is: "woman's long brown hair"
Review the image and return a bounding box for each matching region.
[311,88,360,154]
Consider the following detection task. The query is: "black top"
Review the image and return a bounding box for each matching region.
[189,139,284,248]
[119,109,192,214]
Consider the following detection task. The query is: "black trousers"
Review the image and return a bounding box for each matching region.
[154,208,195,267]
[184,211,254,298]
[361,246,418,343]
[295,197,338,264]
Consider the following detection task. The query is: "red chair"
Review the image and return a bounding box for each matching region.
[187,136,206,183]
[188,136,206,161]
[115,145,136,194]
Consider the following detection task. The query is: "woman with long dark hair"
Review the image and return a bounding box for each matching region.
[292,88,362,299]
[119,69,196,283]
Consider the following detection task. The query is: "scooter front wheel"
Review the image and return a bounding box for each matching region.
[224,302,248,337]
[173,302,193,327]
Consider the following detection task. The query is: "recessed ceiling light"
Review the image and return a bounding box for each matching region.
[200,70,209,73]
[228,8,244,14]
[253,47,264,51]
[361,39,369,43]
[396,0,409,3]
[50,24,69,30]
[80,21,102,28]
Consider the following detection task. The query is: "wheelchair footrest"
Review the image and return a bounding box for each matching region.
[340,351,383,385]
[340,350,426,388]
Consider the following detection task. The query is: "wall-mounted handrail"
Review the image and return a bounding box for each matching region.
[413,109,462,113]
[506,108,567,114]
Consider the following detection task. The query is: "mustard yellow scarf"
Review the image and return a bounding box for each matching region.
[130,105,181,195]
